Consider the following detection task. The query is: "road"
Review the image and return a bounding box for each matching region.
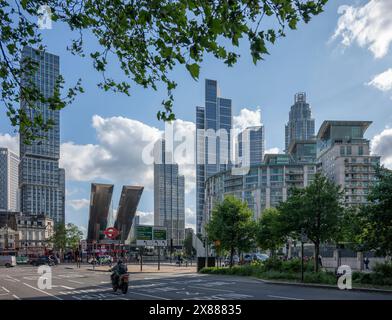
[0,264,391,300]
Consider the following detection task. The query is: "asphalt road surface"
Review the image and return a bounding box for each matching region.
[0,265,391,300]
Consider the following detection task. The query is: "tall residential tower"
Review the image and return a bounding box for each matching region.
[154,140,185,246]
[19,47,65,224]
[196,79,232,235]
[0,148,19,212]
[285,93,315,152]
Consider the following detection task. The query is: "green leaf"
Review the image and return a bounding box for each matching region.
[186,63,200,80]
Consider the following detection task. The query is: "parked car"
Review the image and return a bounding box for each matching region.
[16,256,30,265]
[30,256,55,267]
[0,255,17,268]
[223,255,240,266]
[243,253,270,263]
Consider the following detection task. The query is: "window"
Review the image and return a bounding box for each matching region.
[358,146,363,156]
[346,146,352,155]
[340,146,345,156]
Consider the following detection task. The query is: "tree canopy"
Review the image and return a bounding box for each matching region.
[255,207,285,256]
[278,173,344,271]
[357,167,392,256]
[206,195,255,266]
[1,0,328,141]
[49,222,83,253]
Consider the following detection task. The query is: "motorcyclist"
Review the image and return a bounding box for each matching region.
[110,259,128,286]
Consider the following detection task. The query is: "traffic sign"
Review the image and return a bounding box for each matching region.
[103,227,119,239]
[136,225,167,246]
[136,226,153,241]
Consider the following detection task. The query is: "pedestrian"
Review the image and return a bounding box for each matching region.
[75,249,81,268]
[318,255,323,268]
[364,256,370,270]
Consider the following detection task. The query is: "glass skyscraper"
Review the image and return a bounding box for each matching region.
[154,140,185,246]
[237,125,265,166]
[196,79,232,235]
[19,46,65,224]
[284,92,315,153]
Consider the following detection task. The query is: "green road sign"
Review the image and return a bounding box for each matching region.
[153,228,167,241]
[136,226,153,240]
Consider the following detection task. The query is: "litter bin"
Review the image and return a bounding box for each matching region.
[197,257,216,272]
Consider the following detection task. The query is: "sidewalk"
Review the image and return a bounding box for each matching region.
[86,263,197,274]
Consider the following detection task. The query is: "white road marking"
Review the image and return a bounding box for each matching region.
[13,294,21,300]
[1,286,10,293]
[67,280,84,284]
[128,291,170,300]
[60,285,75,290]
[268,295,304,300]
[6,275,20,282]
[188,285,234,293]
[22,282,63,300]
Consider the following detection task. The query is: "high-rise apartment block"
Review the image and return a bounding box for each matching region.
[19,46,65,224]
[285,93,315,152]
[237,125,265,167]
[317,121,380,206]
[154,140,185,246]
[0,148,19,212]
[196,79,232,234]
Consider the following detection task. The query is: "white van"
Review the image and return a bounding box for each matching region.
[0,255,17,268]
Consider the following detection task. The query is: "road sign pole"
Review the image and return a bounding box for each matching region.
[158,244,160,271]
[301,241,304,283]
[140,248,143,272]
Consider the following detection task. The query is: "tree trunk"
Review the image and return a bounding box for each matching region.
[314,241,320,273]
[230,246,234,268]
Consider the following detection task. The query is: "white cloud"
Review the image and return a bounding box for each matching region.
[67,198,90,210]
[331,0,392,59]
[137,211,154,225]
[0,133,19,154]
[371,128,392,169]
[265,147,280,154]
[60,115,196,194]
[233,108,262,132]
[185,207,196,230]
[367,68,392,93]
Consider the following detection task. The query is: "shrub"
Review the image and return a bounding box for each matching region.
[262,258,283,272]
[303,271,336,285]
[373,261,392,278]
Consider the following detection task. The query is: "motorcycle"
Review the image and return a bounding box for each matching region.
[111,272,129,294]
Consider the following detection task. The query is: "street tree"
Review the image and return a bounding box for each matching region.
[205,195,255,267]
[49,222,83,258]
[255,207,285,256]
[360,167,392,256]
[278,173,344,272]
[1,0,328,141]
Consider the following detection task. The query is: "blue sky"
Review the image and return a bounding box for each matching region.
[1,0,392,233]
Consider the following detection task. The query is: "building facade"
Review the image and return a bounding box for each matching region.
[205,154,316,225]
[0,227,20,251]
[317,121,380,206]
[196,79,232,234]
[285,93,315,152]
[154,140,185,247]
[237,125,265,167]
[0,148,19,212]
[19,46,65,224]
[16,213,54,249]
